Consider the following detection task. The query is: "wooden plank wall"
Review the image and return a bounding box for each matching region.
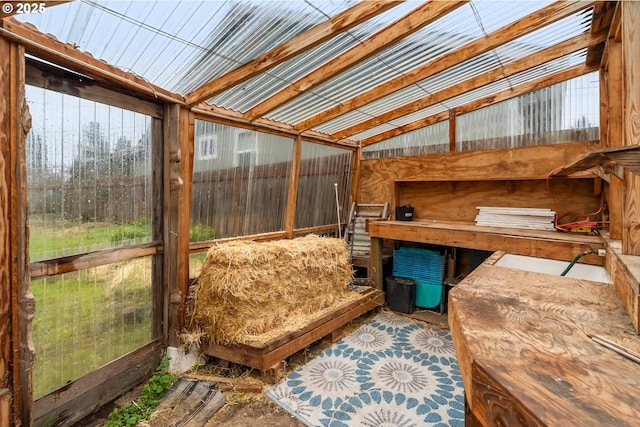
[359,141,601,218]
[396,178,600,223]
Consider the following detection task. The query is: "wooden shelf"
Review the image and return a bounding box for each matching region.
[551,144,640,179]
[368,220,604,289]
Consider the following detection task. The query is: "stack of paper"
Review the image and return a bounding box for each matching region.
[475,207,556,231]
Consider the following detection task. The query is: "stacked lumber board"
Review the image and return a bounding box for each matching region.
[475,207,556,231]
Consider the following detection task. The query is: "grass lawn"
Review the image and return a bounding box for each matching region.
[32,257,153,398]
[29,219,216,397]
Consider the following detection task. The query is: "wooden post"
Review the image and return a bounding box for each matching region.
[350,147,362,205]
[152,118,164,341]
[449,109,457,153]
[284,136,301,238]
[163,105,193,346]
[0,37,32,426]
[606,41,623,240]
[370,237,384,291]
[621,2,640,254]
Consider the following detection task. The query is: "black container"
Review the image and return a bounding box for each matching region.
[396,205,414,221]
[385,276,416,314]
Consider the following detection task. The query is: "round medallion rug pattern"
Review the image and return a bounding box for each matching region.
[265,312,465,427]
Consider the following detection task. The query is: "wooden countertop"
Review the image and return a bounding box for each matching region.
[449,253,640,426]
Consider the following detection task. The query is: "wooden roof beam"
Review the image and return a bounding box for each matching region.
[333,31,606,140]
[244,0,467,121]
[296,0,594,132]
[361,63,597,147]
[184,1,401,107]
[586,1,618,66]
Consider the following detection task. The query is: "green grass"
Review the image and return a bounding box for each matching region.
[29,219,216,397]
[30,218,216,261]
[32,258,152,398]
[29,218,153,261]
[189,223,216,242]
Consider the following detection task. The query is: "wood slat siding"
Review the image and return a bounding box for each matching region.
[184,1,401,106]
[190,153,350,238]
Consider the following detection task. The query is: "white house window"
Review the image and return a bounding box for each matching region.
[198,135,218,160]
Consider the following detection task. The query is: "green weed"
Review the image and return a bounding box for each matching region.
[104,356,178,427]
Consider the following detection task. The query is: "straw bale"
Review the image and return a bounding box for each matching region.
[188,235,357,345]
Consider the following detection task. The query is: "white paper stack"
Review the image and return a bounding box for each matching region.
[475,207,556,231]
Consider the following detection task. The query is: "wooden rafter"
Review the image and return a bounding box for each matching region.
[184,1,401,107]
[586,1,618,66]
[361,63,597,147]
[295,0,594,132]
[333,31,606,140]
[244,0,467,121]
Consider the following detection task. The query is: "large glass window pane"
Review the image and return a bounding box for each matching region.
[26,86,153,262]
[295,142,352,229]
[190,120,293,240]
[32,257,152,398]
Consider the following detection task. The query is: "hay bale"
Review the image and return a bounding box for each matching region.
[188,235,356,345]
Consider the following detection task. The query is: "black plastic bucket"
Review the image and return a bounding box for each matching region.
[385,276,416,314]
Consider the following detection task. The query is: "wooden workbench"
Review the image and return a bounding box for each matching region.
[367,220,604,289]
[449,252,640,426]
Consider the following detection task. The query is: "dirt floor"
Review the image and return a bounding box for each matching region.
[80,308,449,426]
[205,394,304,427]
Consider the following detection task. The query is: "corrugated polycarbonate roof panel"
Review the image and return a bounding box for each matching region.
[266,0,559,126]
[348,49,587,142]
[16,0,594,141]
[206,1,427,112]
[16,0,355,94]
[266,2,482,123]
[348,103,447,141]
[315,6,592,138]
[444,49,588,109]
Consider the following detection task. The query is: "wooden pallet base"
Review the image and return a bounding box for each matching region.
[204,287,384,380]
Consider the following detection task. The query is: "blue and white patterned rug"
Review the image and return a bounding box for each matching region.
[265,312,465,427]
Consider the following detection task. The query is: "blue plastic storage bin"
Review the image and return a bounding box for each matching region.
[392,247,445,309]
